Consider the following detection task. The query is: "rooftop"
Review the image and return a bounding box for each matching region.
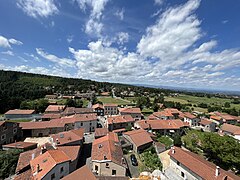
[5,109,35,115]
[45,105,66,112]
[95,128,109,138]
[107,115,134,125]
[123,129,153,147]
[2,141,37,149]
[221,123,240,135]
[168,146,240,180]
[138,120,189,130]
[62,165,96,180]
[119,107,141,114]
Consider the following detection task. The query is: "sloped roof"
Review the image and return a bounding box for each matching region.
[221,123,240,135]
[62,165,96,180]
[147,120,189,130]
[119,107,141,114]
[45,105,66,112]
[169,147,240,180]
[51,128,84,146]
[30,150,71,179]
[92,133,125,167]
[183,112,197,119]
[92,103,103,109]
[2,141,37,149]
[107,115,134,125]
[95,128,109,138]
[200,118,212,126]
[5,109,35,115]
[123,129,153,147]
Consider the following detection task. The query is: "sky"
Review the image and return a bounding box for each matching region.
[0,0,240,91]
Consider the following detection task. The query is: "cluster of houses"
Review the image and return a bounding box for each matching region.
[1,102,240,180]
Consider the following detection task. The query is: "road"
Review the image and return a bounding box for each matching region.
[124,154,139,178]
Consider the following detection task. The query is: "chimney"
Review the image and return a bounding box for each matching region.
[40,147,44,154]
[36,164,40,173]
[171,147,175,154]
[215,166,220,176]
[32,153,35,160]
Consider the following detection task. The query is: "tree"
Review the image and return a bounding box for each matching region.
[65,99,76,107]
[173,133,182,147]
[224,102,231,108]
[152,103,159,112]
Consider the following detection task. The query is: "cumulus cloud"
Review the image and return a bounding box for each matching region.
[154,0,164,5]
[17,0,59,18]
[117,32,129,45]
[74,0,109,36]
[36,48,76,67]
[0,36,23,48]
[1,50,14,56]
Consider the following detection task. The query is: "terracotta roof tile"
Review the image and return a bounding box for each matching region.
[30,150,71,179]
[183,112,196,119]
[168,147,240,180]
[57,146,81,162]
[92,103,103,109]
[221,123,240,135]
[95,128,109,138]
[45,105,66,112]
[103,103,118,107]
[200,118,212,126]
[119,107,141,114]
[5,109,35,115]
[62,165,96,180]
[147,120,189,130]
[123,129,153,147]
[51,128,84,146]
[2,141,37,150]
[107,115,134,125]
[92,133,125,167]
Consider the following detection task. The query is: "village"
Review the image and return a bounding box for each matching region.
[0,91,240,180]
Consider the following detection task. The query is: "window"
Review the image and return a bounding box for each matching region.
[60,167,64,173]
[106,163,109,168]
[51,173,55,180]
[177,161,180,166]
[81,122,83,126]
[1,134,6,140]
[112,169,116,175]
[90,122,92,126]
[95,165,98,171]
[181,171,185,178]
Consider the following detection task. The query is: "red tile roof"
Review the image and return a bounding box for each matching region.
[51,128,84,146]
[14,168,33,180]
[92,103,103,109]
[210,115,222,121]
[142,120,189,130]
[19,120,65,129]
[107,115,134,125]
[183,112,196,119]
[30,150,71,179]
[5,109,35,115]
[123,129,153,148]
[45,105,66,112]
[95,128,109,138]
[221,123,240,135]
[92,133,126,167]
[62,165,96,180]
[2,141,37,150]
[103,103,118,107]
[136,120,150,129]
[119,107,141,114]
[199,118,212,126]
[41,113,61,119]
[168,146,240,180]
[57,146,81,162]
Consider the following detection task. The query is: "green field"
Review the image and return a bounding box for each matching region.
[7,119,32,122]
[97,97,131,105]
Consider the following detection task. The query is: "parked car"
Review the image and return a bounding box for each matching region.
[130,154,138,166]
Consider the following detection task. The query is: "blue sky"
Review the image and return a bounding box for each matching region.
[0,0,240,91]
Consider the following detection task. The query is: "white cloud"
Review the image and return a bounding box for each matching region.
[117,32,129,45]
[9,38,23,45]
[222,20,228,24]
[17,0,59,18]
[67,35,74,43]
[24,53,41,61]
[114,8,124,20]
[74,0,109,36]
[154,0,164,5]
[1,50,14,56]
[36,48,76,67]
[0,36,23,48]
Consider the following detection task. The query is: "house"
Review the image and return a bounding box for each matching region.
[123,129,153,153]
[0,121,22,148]
[51,113,98,133]
[20,121,65,137]
[50,128,84,146]
[45,94,58,100]
[107,115,134,131]
[150,108,181,120]
[62,107,94,116]
[95,128,109,139]
[210,115,223,125]
[219,123,240,141]
[119,107,142,120]
[135,119,189,135]
[2,141,37,151]
[15,144,81,179]
[62,165,96,180]
[4,109,36,120]
[44,105,66,114]
[92,104,104,116]
[30,149,71,180]
[92,132,127,177]
[104,103,118,115]
[183,112,200,127]
[167,146,240,180]
[199,118,216,132]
